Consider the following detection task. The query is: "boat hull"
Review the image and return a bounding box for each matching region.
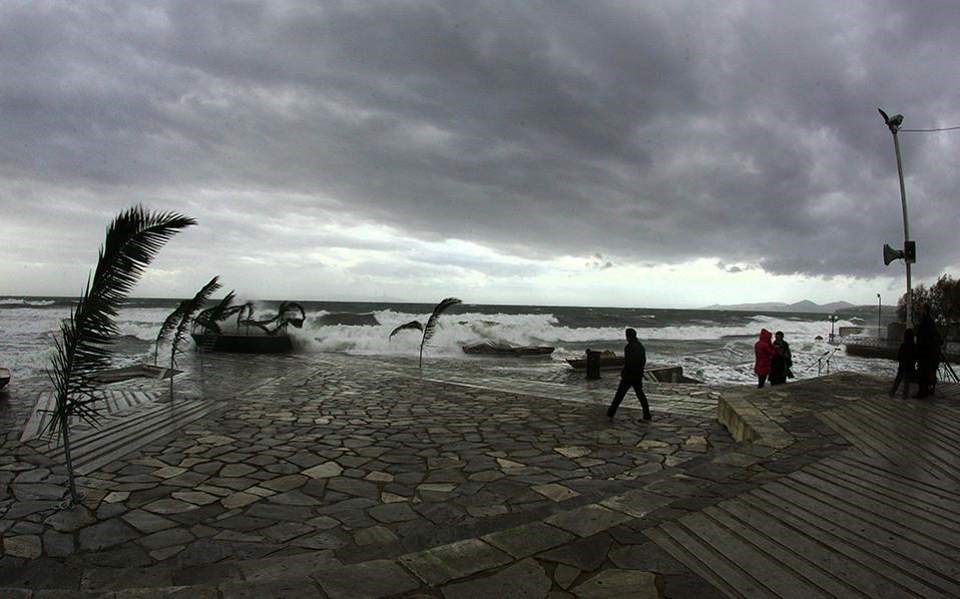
[192,334,292,354]
[565,357,625,370]
[0,368,9,389]
[462,343,554,356]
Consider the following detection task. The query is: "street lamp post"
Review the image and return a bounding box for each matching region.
[877,293,882,338]
[879,109,914,326]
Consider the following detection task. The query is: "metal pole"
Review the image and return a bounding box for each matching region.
[877,293,882,337]
[891,130,912,325]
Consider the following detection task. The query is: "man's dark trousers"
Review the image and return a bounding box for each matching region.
[607,377,651,419]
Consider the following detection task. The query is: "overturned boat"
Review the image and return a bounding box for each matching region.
[462,341,555,356]
[191,301,305,354]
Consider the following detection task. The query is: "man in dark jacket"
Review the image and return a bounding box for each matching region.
[606,328,652,421]
[914,303,942,398]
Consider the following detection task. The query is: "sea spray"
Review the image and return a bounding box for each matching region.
[0,297,894,384]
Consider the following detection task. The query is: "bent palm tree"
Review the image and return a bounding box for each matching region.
[46,206,195,505]
[388,298,462,367]
[157,276,222,399]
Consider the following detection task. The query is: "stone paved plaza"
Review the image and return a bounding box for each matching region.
[1,352,958,597]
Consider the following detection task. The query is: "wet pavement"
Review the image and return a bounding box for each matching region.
[0,351,956,597]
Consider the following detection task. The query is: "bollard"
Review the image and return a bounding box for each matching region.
[585,349,602,380]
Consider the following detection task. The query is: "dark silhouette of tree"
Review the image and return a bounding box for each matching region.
[47,206,195,505]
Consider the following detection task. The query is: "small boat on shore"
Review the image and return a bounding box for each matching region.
[192,333,293,354]
[0,367,9,389]
[462,342,555,356]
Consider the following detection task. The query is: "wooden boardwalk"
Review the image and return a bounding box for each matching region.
[41,398,213,476]
[20,389,159,442]
[648,386,960,598]
[21,390,214,476]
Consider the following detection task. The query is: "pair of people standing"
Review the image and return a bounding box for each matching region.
[893,303,943,399]
[754,329,792,388]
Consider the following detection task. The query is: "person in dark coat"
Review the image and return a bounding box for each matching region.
[889,328,915,399]
[769,331,792,385]
[914,303,942,398]
[606,328,651,421]
[754,328,777,388]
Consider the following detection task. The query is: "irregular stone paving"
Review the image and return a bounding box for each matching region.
[0,351,888,597]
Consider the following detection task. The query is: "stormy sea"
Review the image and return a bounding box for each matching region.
[0,296,895,390]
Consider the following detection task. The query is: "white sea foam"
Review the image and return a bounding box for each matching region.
[0,298,57,306]
[302,310,852,356]
[0,302,873,384]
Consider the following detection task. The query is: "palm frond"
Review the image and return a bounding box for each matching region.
[45,206,195,440]
[277,301,306,329]
[422,298,461,345]
[419,297,461,367]
[155,303,188,365]
[194,291,236,334]
[389,320,423,339]
[169,276,221,367]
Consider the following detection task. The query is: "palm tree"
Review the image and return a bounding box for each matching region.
[46,206,195,505]
[388,297,461,367]
[156,276,222,399]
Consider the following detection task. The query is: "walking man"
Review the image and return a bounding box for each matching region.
[606,328,652,421]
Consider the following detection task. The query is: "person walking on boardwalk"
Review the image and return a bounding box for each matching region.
[890,328,915,399]
[754,328,777,388]
[606,328,651,421]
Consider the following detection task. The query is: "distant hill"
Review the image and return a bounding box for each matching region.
[703,300,857,313]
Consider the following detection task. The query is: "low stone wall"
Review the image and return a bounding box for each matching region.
[717,393,795,449]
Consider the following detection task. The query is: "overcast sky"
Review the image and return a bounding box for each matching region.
[2,0,958,307]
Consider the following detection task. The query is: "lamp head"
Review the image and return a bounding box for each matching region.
[878,108,903,132]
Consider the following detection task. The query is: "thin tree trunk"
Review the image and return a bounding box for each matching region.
[60,408,79,504]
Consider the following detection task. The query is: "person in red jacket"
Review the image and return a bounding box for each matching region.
[754,328,777,388]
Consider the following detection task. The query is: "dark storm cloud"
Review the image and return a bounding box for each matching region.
[3,0,960,284]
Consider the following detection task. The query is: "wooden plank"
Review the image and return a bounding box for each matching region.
[850,402,960,470]
[809,461,960,527]
[45,402,172,454]
[818,410,899,458]
[786,471,960,546]
[47,402,210,474]
[743,492,960,598]
[705,504,871,598]
[819,409,953,480]
[830,453,960,495]
[46,400,208,462]
[760,482,960,580]
[75,404,213,475]
[651,522,775,599]
[645,526,746,599]
[672,514,813,599]
[20,394,55,442]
